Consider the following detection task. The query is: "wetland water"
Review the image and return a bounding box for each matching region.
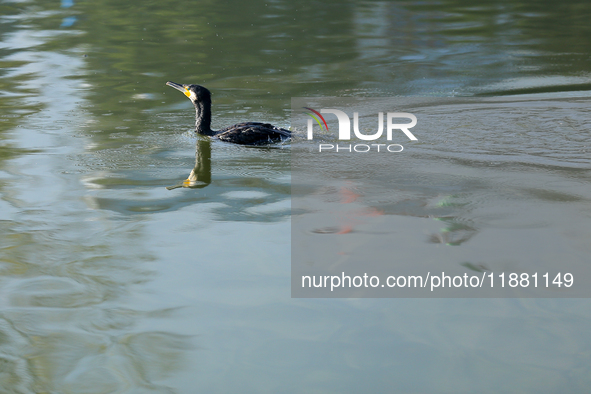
[0,0,590,392]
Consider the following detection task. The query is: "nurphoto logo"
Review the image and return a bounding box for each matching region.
[303,107,418,153]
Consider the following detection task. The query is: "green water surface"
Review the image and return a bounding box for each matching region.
[1,0,590,392]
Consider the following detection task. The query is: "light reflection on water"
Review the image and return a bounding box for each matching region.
[0,0,590,392]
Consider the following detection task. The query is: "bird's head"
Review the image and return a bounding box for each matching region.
[166,81,211,104]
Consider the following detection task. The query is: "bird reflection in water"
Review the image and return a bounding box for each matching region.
[166,139,212,190]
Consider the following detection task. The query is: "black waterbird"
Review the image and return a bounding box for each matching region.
[166,82,290,145]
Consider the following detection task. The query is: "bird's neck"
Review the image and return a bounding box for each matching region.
[194,100,213,135]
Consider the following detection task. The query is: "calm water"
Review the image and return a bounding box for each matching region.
[0,0,590,392]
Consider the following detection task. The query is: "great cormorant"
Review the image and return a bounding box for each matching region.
[166,81,290,145]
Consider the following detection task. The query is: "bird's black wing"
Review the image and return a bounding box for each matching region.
[215,122,290,145]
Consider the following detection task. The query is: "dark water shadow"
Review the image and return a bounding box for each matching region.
[166,139,212,190]
[90,138,291,223]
